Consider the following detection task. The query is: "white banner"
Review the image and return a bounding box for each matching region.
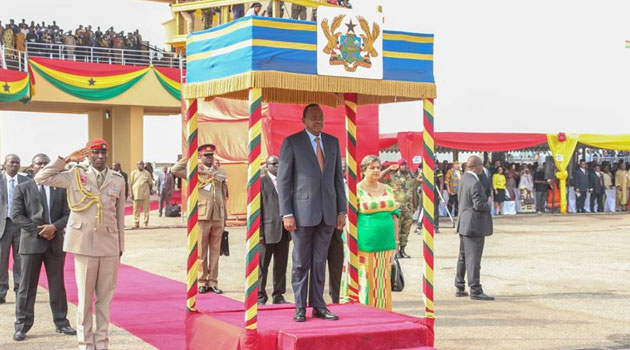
[316,7,383,80]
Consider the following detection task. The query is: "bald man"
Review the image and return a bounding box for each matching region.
[454,156,494,301]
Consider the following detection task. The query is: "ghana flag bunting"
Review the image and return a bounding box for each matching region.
[28,57,150,101]
[0,68,31,103]
[153,66,182,100]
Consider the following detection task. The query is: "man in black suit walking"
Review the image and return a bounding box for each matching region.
[277,104,347,322]
[455,156,494,301]
[11,154,76,341]
[0,154,30,305]
[574,160,589,213]
[258,155,290,305]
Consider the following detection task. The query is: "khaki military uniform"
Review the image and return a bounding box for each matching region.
[387,171,416,249]
[130,169,154,226]
[172,158,227,288]
[35,158,125,350]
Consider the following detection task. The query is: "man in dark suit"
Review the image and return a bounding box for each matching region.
[112,161,129,200]
[277,104,347,322]
[574,160,589,213]
[0,154,30,304]
[11,154,75,341]
[327,158,347,304]
[258,155,290,305]
[589,164,604,213]
[455,155,494,301]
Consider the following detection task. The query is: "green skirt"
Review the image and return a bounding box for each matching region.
[357,211,397,252]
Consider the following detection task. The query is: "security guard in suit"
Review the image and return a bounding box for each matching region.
[35,139,126,350]
[172,144,227,294]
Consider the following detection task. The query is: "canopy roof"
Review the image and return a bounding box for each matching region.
[184,16,436,106]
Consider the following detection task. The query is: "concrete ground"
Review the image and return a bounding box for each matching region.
[0,212,629,350]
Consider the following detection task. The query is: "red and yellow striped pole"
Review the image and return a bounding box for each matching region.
[344,93,359,302]
[242,87,262,348]
[186,98,200,312]
[421,98,435,345]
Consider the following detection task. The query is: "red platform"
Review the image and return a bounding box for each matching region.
[187,302,434,350]
[9,251,433,350]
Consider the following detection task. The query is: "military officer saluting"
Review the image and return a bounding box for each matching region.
[380,159,417,259]
[172,144,228,294]
[35,139,126,350]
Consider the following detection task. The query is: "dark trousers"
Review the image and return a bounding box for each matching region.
[448,194,459,216]
[535,191,546,212]
[576,190,587,212]
[454,235,486,295]
[15,248,70,333]
[258,236,290,303]
[590,192,603,212]
[0,219,21,298]
[291,223,334,309]
[159,191,172,215]
[327,230,344,303]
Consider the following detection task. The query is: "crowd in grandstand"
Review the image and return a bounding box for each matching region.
[1,18,149,54]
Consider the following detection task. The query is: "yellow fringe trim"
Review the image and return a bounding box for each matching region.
[184,71,437,106]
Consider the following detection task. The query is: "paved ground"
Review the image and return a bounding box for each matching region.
[1,212,629,350]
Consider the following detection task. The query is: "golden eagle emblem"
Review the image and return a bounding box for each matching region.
[321,14,381,72]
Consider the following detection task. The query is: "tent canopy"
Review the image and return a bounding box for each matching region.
[185,16,436,106]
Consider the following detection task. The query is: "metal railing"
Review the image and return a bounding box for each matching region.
[1,42,185,73]
[591,155,630,165]
[24,42,185,69]
[0,46,25,71]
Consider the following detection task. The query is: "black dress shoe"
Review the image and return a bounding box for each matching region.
[209,286,223,294]
[470,293,495,301]
[399,247,411,258]
[198,286,209,294]
[455,289,469,297]
[56,325,77,335]
[13,330,26,341]
[272,296,288,304]
[258,297,267,305]
[312,307,339,320]
[294,308,306,322]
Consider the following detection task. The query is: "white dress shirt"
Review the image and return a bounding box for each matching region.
[40,184,52,223]
[267,172,278,192]
[305,129,324,157]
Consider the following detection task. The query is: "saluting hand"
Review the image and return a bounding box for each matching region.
[64,148,91,163]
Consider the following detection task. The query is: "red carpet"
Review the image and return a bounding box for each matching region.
[10,250,432,350]
[123,190,182,216]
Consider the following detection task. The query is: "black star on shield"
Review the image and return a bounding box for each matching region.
[88,78,96,86]
[345,19,356,33]
[2,82,10,93]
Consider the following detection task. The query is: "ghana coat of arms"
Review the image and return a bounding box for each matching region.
[317,9,383,79]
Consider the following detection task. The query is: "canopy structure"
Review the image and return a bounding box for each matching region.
[184,15,437,349]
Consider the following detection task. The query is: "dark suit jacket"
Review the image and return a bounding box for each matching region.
[456,172,493,237]
[277,130,347,227]
[589,171,604,194]
[479,168,492,198]
[0,173,31,238]
[574,168,589,191]
[260,175,290,244]
[11,181,70,255]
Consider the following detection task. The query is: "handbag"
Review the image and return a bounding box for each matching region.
[164,204,181,217]
[220,231,230,256]
[391,255,405,292]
